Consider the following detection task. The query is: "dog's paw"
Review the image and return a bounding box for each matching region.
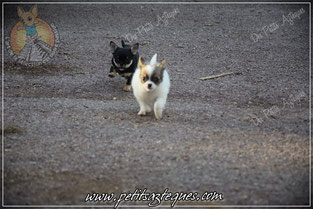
[154,109,163,120]
[155,115,163,120]
[108,71,116,78]
[138,110,146,116]
[123,85,132,92]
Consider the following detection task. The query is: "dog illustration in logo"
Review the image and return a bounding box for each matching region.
[17,5,41,41]
[16,4,53,62]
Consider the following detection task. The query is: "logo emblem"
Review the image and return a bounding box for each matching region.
[5,5,60,66]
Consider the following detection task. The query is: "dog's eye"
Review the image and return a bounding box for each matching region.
[151,77,159,83]
[142,76,148,82]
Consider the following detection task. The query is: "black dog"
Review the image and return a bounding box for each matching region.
[109,40,139,91]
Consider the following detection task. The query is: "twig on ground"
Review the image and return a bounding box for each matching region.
[199,72,234,80]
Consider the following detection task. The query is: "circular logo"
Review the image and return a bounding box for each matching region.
[5,16,60,66]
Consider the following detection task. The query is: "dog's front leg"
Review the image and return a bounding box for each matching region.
[137,100,151,116]
[154,98,166,120]
[108,66,117,78]
[123,76,132,92]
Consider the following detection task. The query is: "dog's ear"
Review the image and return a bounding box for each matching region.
[159,59,166,69]
[30,4,38,17]
[109,41,118,53]
[17,6,24,18]
[156,59,166,77]
[138,56,145,69]
[130,43,139,55]
[121,40,126,47]
[150,53,157,65]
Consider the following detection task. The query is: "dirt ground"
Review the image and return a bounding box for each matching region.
[2,1,311,208]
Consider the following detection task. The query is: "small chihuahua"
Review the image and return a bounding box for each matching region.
[109,40,139,92]
[17,5,41,41]
[131,54,170,120]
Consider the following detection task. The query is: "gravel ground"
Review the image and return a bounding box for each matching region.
[2,1,310,208]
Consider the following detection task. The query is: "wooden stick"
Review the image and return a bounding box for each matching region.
[199,72,234,80]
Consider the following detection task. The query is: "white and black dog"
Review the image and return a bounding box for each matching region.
[131,54,170,120]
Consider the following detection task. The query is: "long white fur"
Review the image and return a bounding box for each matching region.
[131,54,170,120]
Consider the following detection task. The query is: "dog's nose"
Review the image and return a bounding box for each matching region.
[148,84,152,89]
[28,16,32,21]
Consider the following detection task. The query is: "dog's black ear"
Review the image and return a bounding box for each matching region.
[121,40,126,47]
[130,43,139,55]
[109,41,118,53]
